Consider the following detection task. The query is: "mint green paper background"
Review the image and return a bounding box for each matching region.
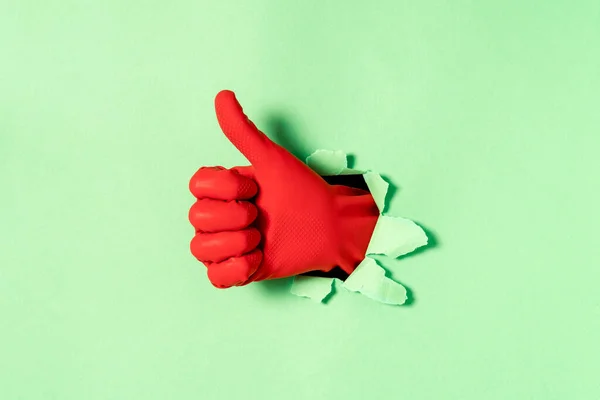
[2,1,599,399]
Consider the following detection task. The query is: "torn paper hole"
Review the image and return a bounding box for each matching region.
[289,149,428,304]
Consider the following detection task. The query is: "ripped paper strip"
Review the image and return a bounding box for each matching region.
[367,216,429,259]
[290,149,428,305]
[306,149,348,176]
[363,172,389,213]
[343,258,407,305]
[289,276,333,303]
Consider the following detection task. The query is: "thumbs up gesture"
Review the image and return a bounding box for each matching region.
[189,90,379,288]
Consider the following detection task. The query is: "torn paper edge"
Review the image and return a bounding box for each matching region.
[290,149,428,304]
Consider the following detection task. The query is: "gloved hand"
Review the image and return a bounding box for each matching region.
[189,90,379,288]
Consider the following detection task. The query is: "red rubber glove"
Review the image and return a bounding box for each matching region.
[189,90,379,288]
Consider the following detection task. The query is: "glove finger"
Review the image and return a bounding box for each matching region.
[206,249,263,288]
[189,199,258,233]
[215,90,282,169]
[230,165,255,179]
[189,166,257,200]
[190,228,261,263]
